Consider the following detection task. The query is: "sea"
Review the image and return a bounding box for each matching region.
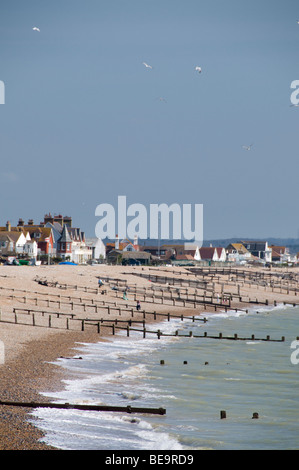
[30,303,299,451]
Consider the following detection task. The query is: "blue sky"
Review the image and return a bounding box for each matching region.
[0,0,298,240]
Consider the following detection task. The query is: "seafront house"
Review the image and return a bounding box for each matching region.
[85,237,106,260]
[42,213,93,263]
[0,227,27,255]
[23,239,38,258]
[199,247,219,262]
[226,243,252,264]
[216,247,227,262]
[107,249,151,265]
[270,245,296,264]
[56,224,73,261]
[240,240,272,263]
[106,235,140,254]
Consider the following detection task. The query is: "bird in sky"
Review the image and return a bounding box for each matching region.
[143,62,152,69]
[195,66,202,73]
[157,97,167,103]
[242,144,253,151]
[32,27,40,32]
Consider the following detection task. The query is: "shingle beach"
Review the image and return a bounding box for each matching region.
[0,263,297,450]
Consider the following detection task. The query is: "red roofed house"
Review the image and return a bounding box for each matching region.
[199,247,219,262]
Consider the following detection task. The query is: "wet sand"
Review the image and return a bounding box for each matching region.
[0,263,297,450]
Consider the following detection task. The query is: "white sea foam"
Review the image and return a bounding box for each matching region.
[32,305,299,450]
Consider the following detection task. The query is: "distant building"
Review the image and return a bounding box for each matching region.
[0,230,27,255]
[270,245,293,264]
[241,240,272,263]
[199,247,219,262]
[43,213,92,263]
[106,235,140,254]
[57,225,73,261]
[216,247,227,262]
[23,240,38,258]
[226,243,252,264]
[85,238,106,260]
[22,226,54,255]
[107,249,151,265]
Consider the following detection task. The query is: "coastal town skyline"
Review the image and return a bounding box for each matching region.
[0,1,298,240]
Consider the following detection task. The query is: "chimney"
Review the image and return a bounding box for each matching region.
[134,234,138,246]
[63,216,72,228]
[115,234,119,250]
[28,219,34,225]
[6,221,11,232]
[44,213,54,225]
[54,214,64,227]
[17,218,24,227]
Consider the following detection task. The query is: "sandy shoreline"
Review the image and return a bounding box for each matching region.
[0,264,298,450]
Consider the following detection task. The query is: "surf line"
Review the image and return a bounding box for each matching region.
[105,455,139,467]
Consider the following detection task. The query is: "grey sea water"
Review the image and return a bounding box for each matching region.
[31,304,299,450]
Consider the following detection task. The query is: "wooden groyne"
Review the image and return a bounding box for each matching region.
[0,307,286,342]
[105,325,286,342]
[0,400,166,415]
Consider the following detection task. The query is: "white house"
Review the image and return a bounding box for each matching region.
[216,247,227,262]
[241,240,272,263]
[23,240,38,258]
[85,238,106,259]
[0,229,27,255]
[226,243,252,264]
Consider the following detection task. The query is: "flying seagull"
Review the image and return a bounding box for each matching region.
[143,62,152,69]
[242,144,253,151]
[195,66,202,73]
[157,97,167,103]
[32,27,40,32]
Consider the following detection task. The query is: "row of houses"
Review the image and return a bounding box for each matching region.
[0,214,105,264]
[0,216,296,266]
[105,236,297,266]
